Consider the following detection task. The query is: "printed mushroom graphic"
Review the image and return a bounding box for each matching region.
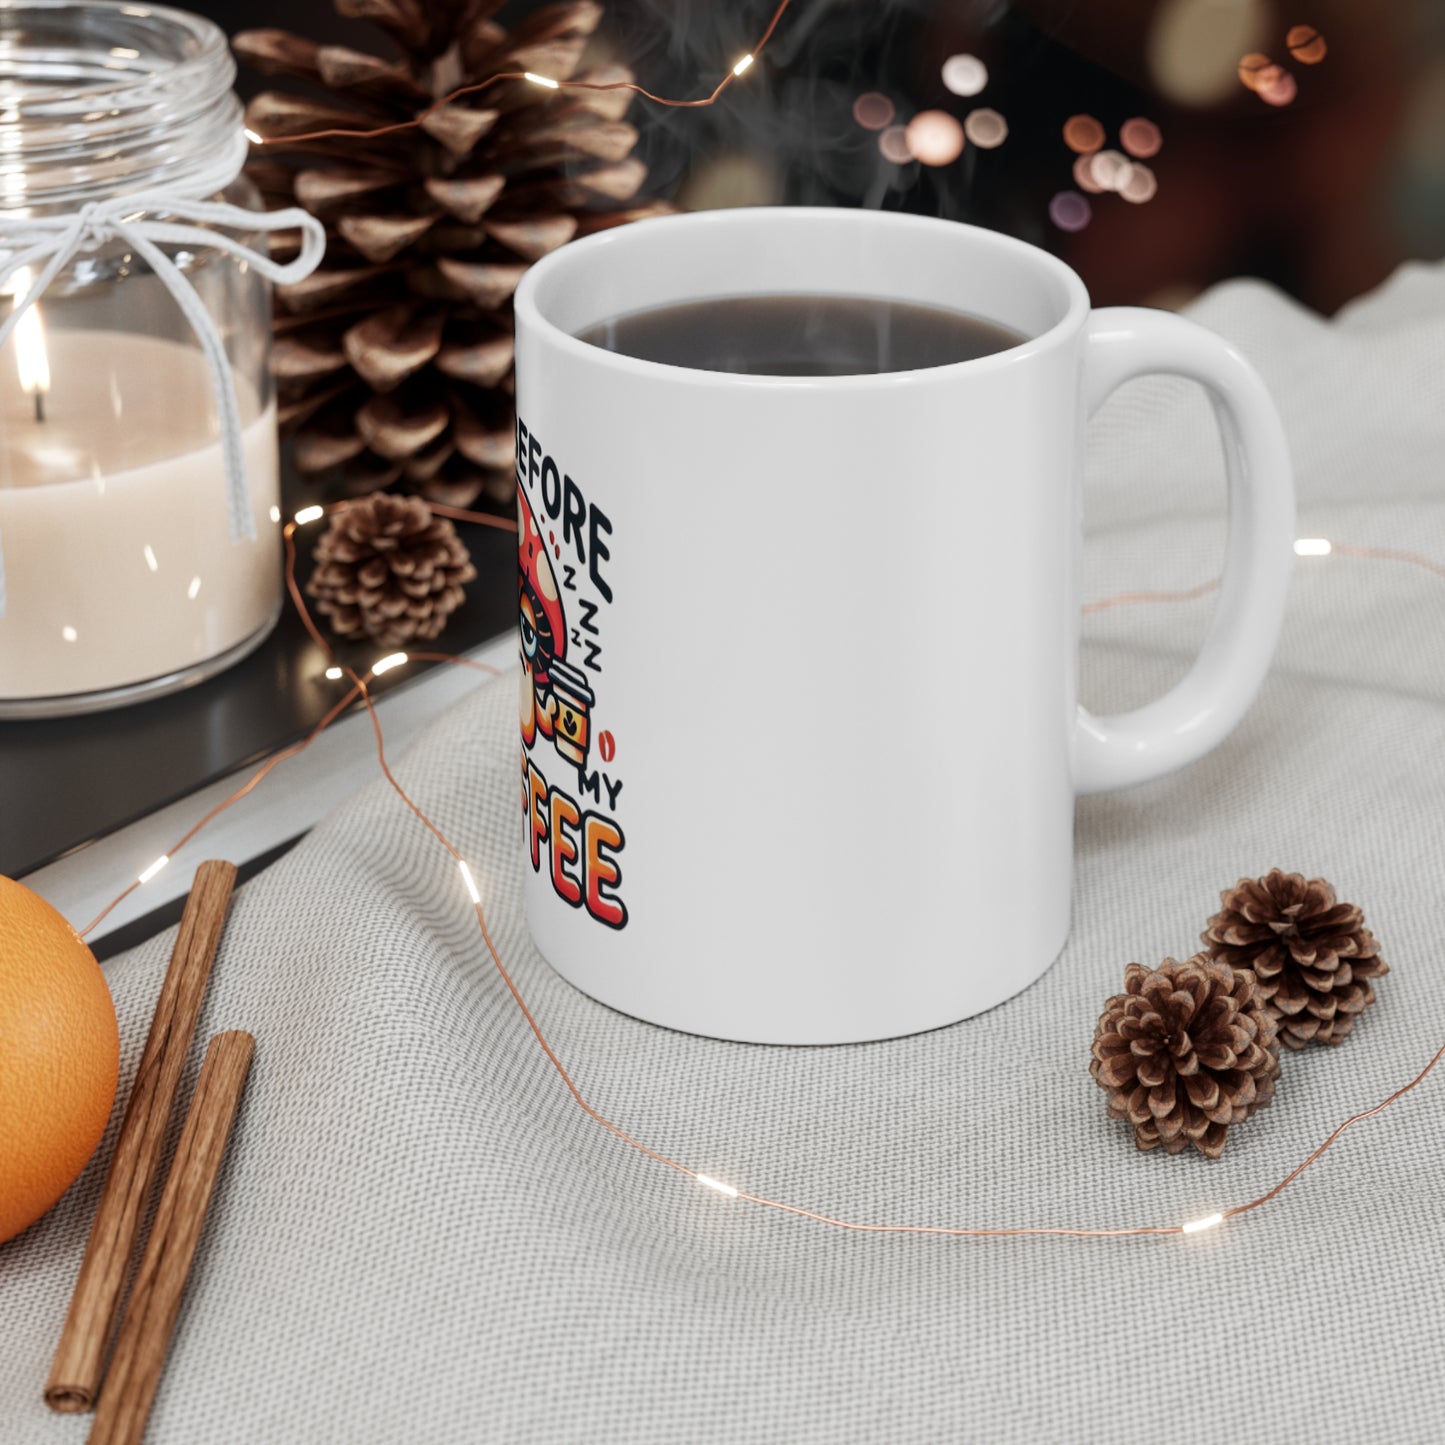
[518,489,566,748]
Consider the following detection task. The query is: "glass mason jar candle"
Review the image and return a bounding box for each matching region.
[0,1,307,716]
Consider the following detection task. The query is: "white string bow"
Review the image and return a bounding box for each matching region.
[0,189,326,617]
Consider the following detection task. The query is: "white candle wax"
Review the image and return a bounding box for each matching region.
[0,329,281,702]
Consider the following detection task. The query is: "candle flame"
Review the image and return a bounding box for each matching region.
[7,267,51,408]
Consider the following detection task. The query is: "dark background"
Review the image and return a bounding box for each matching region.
[203,0,1445,316]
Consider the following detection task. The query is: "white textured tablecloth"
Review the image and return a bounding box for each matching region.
[3,264,1444,1445]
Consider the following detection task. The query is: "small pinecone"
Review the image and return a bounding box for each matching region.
[235,1,669,510]
[1091,956,1281,1159]
[1202,870,1388,1049]
[307,493,476,647]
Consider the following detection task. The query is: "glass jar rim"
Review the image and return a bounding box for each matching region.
[0,1,243,211]
[0,0,229,110]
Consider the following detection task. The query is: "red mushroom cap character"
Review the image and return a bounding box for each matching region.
[518,489,566,674]
[518,489,566,747]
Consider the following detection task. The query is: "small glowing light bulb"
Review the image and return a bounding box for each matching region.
[294,504,325,525]
[1294,538,1332,557]
[732,53,755,76]
[138,854,170,885]
[243,127,264,145]
[324,665,343,681]
[1181,1212,1224,1235]
[459,860,482,905]
[524,71,559,89]
[696,1173,739,1198]
[269,505,282,524]
[371,651,408,676]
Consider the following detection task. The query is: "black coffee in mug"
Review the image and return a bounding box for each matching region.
[575,293,1025,376]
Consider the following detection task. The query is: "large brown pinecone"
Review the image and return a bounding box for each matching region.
[1202,869,1388,1049]
[1091,956,1281,1159]
[307,493,476,646]
[235,1,668,509]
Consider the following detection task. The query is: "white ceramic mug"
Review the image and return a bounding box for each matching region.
[512,208,1294,1045]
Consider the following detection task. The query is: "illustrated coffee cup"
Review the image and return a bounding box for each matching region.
[547,658,594,769]
[512,208,1294,1045]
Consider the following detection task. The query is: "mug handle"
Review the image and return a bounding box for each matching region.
[1075,307,1295,794]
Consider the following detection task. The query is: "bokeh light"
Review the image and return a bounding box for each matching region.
[1258,66,1298,106]
[1287,24,1327,64]
[1237,52,1273,91]
[852,92,895,131]
[1119,164,1159,204]
[878,125,913,164]
[941,54,988,97]
[1119,118,1163,159]
[905,109,965,166]
[1063,114,1106,155]
[1149,0,1270,107]
[1088,148,1132,192]
[1073,153,1105,194]
[963,107,1008,149]
[1249,62,1284,94]
[1049,191,1093,233]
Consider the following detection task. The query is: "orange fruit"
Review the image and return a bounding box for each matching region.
[0,876,119,1245]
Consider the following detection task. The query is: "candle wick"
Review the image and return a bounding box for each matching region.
[33,390,45,423]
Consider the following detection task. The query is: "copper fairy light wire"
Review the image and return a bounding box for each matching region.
[76,498,514,938]
[333,641,1180,1239]
[423,501,523,534]
[77,679,365,938]
[77,502,1445,1244]
[251,0,796,148]
[1080,540,1445,620]
[1082,578,1221,615]
[1331,542,1445,579]
[1222,1036,1445,1223]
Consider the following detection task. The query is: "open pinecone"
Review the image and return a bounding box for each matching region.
[235,1,669,509]
[307,492,476,646]
[1202,870,1388,1049]
[1091,956,1281,1159]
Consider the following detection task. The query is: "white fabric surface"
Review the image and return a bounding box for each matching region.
[3,263,1445,1444]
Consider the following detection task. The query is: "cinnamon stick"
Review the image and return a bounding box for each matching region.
[88,1032,255,1445]
[46,860,238,1413]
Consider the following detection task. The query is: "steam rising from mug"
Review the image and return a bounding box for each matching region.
[612,0,990,211]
